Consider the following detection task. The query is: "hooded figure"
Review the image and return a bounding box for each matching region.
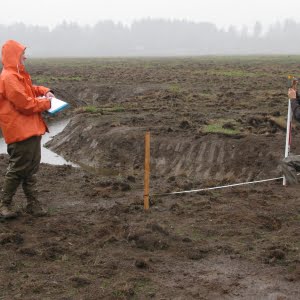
[0,40,53,218]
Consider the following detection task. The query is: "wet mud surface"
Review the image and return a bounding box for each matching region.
[0,57,300,299]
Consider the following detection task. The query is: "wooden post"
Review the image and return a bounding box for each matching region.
[144,131,150,210]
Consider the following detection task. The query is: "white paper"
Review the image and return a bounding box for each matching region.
[47,97,69,114]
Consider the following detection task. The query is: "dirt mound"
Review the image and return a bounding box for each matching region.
[46,113,294,194]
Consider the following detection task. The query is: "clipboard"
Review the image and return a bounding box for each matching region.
[47,97,69,115]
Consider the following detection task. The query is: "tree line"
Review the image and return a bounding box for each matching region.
[0,19,299,57]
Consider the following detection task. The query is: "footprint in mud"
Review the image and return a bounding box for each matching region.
[0,232,23,245]
[41,242,68,261]
[135,259,149,269]
[133,234,170,251]
[69,276,92,288]
[257,214,282,231]
[128,223,170,251]
[264,248,286,264]
[186,247,211,260]
[18,247,38,257]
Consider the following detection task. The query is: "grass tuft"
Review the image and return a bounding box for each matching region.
[202,119,241,135]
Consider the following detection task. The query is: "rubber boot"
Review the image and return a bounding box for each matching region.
[0,177,20,219]
[0,203,17,219]
[281,155,300,185]
[23,176,47,217]
[25,199,47,217]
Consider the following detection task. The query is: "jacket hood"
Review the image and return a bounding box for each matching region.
[1,40,26,71]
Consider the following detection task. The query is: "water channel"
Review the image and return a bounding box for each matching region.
[0,118,75,166]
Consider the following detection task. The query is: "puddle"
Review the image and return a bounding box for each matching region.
[0,118,76,166]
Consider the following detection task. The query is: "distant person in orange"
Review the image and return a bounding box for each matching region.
[0,40,53,218]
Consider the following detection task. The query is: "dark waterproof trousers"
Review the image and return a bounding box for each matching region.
[281,155,300,185]
[1,136,41,206]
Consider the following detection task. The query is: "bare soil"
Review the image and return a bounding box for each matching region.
[0,57,299,299]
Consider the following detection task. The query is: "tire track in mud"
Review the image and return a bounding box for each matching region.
[153,139,228,180]
[152,135,284,183]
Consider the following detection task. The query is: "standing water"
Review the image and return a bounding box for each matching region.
[0,118,76,166]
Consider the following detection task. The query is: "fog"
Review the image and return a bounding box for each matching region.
[0,19,299,57]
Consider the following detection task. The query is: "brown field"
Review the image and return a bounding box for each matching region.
[0,57,300,299]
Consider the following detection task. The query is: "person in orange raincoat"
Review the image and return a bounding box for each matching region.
[0,40,53,218]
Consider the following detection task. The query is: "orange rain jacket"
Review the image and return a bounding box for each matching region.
[0,40,51,144]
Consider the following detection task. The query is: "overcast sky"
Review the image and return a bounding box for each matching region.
[1,0,300,30]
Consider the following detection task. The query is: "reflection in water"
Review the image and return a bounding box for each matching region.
[0,118,77,166]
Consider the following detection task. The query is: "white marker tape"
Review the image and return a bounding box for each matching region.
[152,176,284,196]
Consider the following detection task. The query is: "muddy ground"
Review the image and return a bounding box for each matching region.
[0,57,300,299]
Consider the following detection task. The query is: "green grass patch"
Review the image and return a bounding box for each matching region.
[191,68,270,78]
[32,75,82,83]
[210,69,268,78]
[104,106,125,112]
[168,83,182,94]
[77,106,102,114]
[203,119,241,135]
